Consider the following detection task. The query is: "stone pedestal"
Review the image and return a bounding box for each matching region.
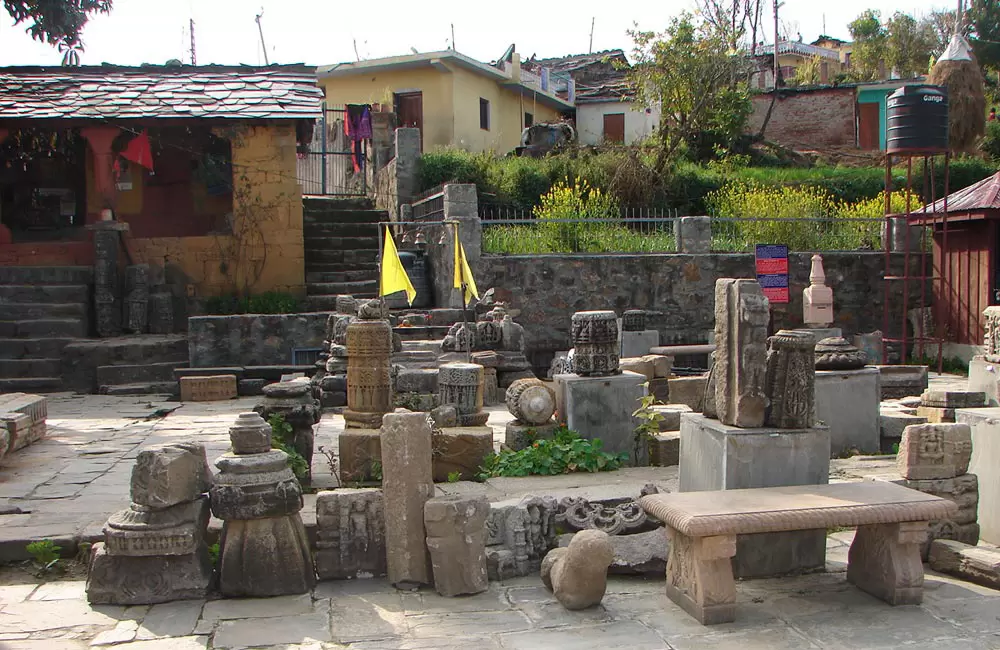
[253,378,320,477]
[438,362,488,426]
[875,365,929,400]
[815,367,881,455]
[431,426,494,482]
[315,488,386,580]
[424,495,490,597]
[679,412,830,578]
[505,421,560,451]
[554,371,647,465]
[381,411,434,587]
[621,330,660,359]
[956,407,1000,545]
[337,429,382,483]
[345,319,393,429]
[791,327,843,343]
[211,413,315,597]
[968,356,1000,406]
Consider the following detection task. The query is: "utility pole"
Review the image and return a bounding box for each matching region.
[773,0,781,89]
[189,18,196,65]
[255,9,269,65]
[589,17,595,54]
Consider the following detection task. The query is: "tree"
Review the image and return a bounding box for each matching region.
[848,10,888,81]
[3,1,112,49]
[921,10,969,57]
[628,14,752,171]
[792,56,823,86]
[970,0,1000,70]
[695,0,765,54]
[885,12,934,78]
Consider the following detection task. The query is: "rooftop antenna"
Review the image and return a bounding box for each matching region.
[451,23,456,51]
[822,14,826,36]
[589,17,595,54]
[353,39,361,62]
[189,18,196,65]
[255,8,269,65]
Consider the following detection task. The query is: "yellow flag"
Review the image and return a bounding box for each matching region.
[453,229,479,306]
[380,227,416,305]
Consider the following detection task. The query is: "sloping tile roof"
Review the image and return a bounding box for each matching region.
[527,49,628,74]
[922,172,1000,213]
[0,64,323,121]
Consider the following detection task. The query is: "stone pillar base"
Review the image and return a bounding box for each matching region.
[86,542,211,605]
[505,421,559,451]
[432,426,494,482]
[815,367,880,455]
[343,410,387,429]
[554,371,647,465]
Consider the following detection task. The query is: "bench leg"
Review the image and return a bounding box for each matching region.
[664,528,737,625]
[847,521,927,605]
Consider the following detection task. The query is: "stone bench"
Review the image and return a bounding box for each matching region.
[638,482,958,625]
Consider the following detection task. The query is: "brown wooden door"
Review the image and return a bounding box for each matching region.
[395,92,423,150]
[603,113,625,143]
[858,103,880,150]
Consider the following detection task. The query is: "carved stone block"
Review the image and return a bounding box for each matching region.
[713,279,768,428]
[570,311,620,376]
[897,423,973,480]
[103,498,210,557]
[424,495,490,596]
[315,488,386,580]
[217,515,315,597]
[86,542,212,605]
[179,375,237,402]
[130,443,212,509]
[485,496,557,579]
[437,362,488,427]
[431,426,494,482]
[898,474,981,559]
[847,521,927,606]
[506,378,556,425]
[765,330,816,429]
[345,319,393,429]
[983,306,1000,362]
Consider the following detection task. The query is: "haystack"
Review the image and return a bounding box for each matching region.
[928,34,987,154]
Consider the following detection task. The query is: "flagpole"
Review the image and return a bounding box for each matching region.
[454,220,472,363]
[377,223,384,301]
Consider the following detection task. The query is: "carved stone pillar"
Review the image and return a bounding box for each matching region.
[89,223,126,338]
[344,319,393,428]
[622,310,646,333]
[438,362,488,426]
[983,306,1000,362]
[764,330,816,429]
[712,279,769,427]
[124,264,150,334]
[81,127,119,220]
[570,311,620,376]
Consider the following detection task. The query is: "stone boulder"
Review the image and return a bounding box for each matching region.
[541,529,614,610]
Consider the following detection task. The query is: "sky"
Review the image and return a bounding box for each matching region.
[0,0,959,68]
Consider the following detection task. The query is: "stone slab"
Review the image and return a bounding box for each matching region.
[648,432,679,467]
[967,356,1000,407]
[791,327,843,343]
[879,410,928,453]
[621,330,659,359]
[955,407,1000,545]
[928,539,1000,590]
[557,528,668,575]
[432,426,494,482]
[678,412,831,578]
[667,376,707,411]
[815,367,881,455]
[179,375,237,402]
[338,429,382,484]
[916,405,957,423]
[554,371,647,466]
[921,390,987,409]
[875,365,929,400]
[650,404,692,432]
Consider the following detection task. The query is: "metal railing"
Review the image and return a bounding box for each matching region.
[483,214,679,254]
[411,190,445,221]
[297,104,367,196]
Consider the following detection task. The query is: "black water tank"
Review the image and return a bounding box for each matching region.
[886,85,949,154]
[384,251,431,308]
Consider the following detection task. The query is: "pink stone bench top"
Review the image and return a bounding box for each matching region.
[639,482,958,538]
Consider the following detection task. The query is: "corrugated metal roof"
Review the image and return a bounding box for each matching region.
[0,65,323,121]
[923,172,1000,213]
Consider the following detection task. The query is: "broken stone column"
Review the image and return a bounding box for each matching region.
[211,412,315,597]
[541,529,614,610]
[504,378,559,450]
[764,330,816,429]
[253,377,320,478]
[124,264,150,334]
[315,488,386,580]
[424,495,490,597]
[381,410,434,587]
[570,311,620,376]
[622,310,646,332]
[917,390,987,423]
[345,318,393,428]
[803,254,834,328]
[92,223,123,338]
[711,279,769,427]
[437,362,488,426]
[86,442,213,605]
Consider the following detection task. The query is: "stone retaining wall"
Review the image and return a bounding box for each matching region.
[188,313,329,367]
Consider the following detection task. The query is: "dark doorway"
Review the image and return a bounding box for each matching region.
[603,113,625,143]
[395,92,424,151]
[858,103,880,150]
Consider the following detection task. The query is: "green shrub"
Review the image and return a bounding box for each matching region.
[983,120,1000,162]
[266,413,310,482]
[477,427,628,479]
[202,291,301,315]
[26,540,62,575]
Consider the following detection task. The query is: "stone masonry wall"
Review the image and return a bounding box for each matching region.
[477,252,920,360]
[188,312,328,367]
[748,87,856,149]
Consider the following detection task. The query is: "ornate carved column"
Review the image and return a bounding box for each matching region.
[570,311,620,376]
[344,317,393,429]
[764,329,816,429]
[438,362,488,426]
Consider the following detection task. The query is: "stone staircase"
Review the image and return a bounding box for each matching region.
[303,197,384,312]
[60,335,190,396]
[0,266,93,392]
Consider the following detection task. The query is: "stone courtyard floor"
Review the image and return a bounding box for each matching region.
[0,375,998,649]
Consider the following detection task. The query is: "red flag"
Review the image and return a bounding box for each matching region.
[120,131,154,172]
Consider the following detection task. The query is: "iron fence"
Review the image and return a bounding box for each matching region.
[297,104,367,196]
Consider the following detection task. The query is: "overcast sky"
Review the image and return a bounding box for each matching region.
[0,0,956,68]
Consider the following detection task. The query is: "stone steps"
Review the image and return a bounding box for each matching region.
[0,337,78,359]
[303,197,373,213]
[100,381,179,396]
[96,361,188,387]
[306,280,378,296]
[304,262,378,274]
[0,284,90,303]
[304,294,375,312]
[302,236,380,252]
[0,376,63,392]
[0,318,88,338]
[0,358,62,378]
[396,325,452,341]
[2,302,88,320]
[0,266,93,285]
[304,222,380,238]
[305,269,378,284]
[304,248,380,265]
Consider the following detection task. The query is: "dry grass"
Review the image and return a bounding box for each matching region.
[929,57,987,154]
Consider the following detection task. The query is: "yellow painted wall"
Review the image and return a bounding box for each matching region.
[319,68,454,150]
[447,63,562,153]
[130,123,305,297]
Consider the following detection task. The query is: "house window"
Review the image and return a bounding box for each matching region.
[480,98,490,131]
[524,112,533,127]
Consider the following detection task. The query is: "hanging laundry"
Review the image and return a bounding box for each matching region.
[345,104,373,140]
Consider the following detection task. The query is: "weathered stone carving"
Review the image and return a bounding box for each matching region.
[441,322,477,353]
[124,264,150,334]
[898,474,980,559]
[570,311,620,376]
[345,319,393,429]
[148,291,174,334]
[437,362,488,427]
[764,329,816,429]
[93,227,122,338]
[803,254,834,328]
[897,423,973,480]
[815,337,867,370]
[315,488,386,580]
[357,298,388,320]
[210,413,315,597]
[86,442,213,605]
[505,378,555,426]
[336,294,358,315]
[712,279,769,427]
[555,497,648,536]
[424,495,490,596]
[541,529,614,610]
[622,310,646,332]
[253,378,320,477]
[485,495,557,580]
[983,306,1000,362]
[382,410,435,587]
